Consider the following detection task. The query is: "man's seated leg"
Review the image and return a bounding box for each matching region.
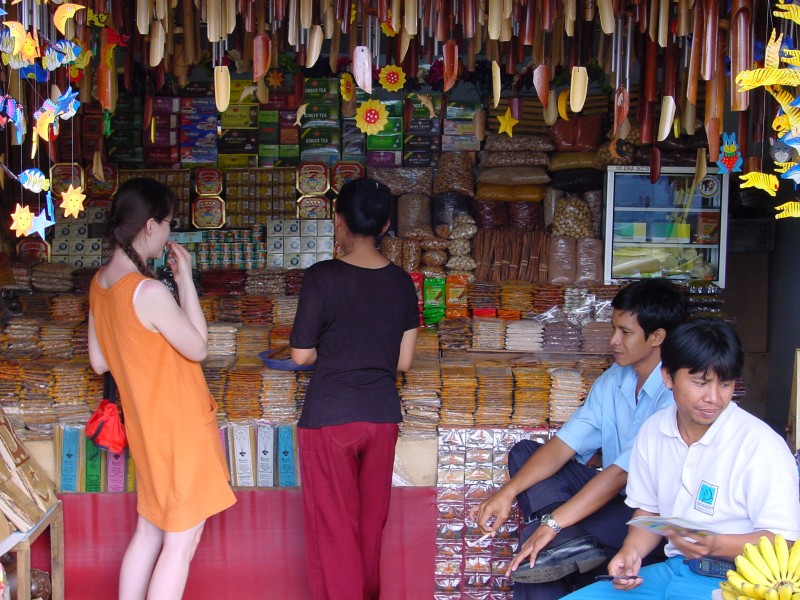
[508,440,599,520]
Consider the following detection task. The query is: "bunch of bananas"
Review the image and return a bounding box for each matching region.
[721,535,800,600]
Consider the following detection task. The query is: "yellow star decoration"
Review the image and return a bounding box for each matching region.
[378,65,406,92]
[59,184,87,218]
[355,99,389,135]
[340,73,355,101]
[10,203,34,238]
[497,107,519,137]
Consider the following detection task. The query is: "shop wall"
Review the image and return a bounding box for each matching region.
[767,219,800,432]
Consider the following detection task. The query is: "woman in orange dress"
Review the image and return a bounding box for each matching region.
[88,178,235,599]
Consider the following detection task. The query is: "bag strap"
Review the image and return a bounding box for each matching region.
[103,372,119,404]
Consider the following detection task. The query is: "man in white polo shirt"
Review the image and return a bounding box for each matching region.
[563,319,800,599]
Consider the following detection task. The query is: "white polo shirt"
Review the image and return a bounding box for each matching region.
[626,402,800,557]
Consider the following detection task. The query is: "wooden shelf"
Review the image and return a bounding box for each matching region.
[0,500,64,600]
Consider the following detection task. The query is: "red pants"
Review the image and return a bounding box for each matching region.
[298,422,399,600]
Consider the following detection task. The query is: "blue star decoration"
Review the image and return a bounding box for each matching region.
[29,210,55,240]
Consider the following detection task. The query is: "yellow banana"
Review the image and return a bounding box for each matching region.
[737,554,773,586]
[745,542,779,585]
[727,569,751,593]
[749,582,770,600]
[720,589,737,600]
[760,536,783,581]
[722,577,743,595]
[791,591,800,600]
[766,587,780,600]
[776,535,791,580]
[788,540,800,581]
[557,90,570,121]
[779,583,795,600]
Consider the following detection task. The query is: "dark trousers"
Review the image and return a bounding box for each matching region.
[298,422,399,600]
[508,440,638,600]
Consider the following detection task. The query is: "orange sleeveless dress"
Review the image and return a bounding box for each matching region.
[89,271,235,531]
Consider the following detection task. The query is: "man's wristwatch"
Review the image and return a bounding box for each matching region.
[539,513,562,533]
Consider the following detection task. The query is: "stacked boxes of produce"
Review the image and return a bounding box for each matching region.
[105,95,146,168]
[224,167,297,226]
[443,102,483,152]
[300,78,341,167]
[51,209,102,268]
[264,218,334,269]
[404,93,443,167]
[366,97,404,168]
[179,85,219,167]
[218,81,259,170]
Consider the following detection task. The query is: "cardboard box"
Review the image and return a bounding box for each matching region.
[443,119,478,136]
[300,128,341,151]
[367,150,402,167]
[283,253,302,269]
[300,220,318,236]
[143,129,178,146]
[300,236,317,252]
[179,128,218,147]
[221,105,259,128]
[342,135,366,154]
[650,223,690,243]
[279,111,298,128]
[258,144,280,162]
[280,128,300,145]
[266,253,284,268]
[219,128,259,153]
[110,112,144,130]
[613,222,647,242]
[445,102,483,120]
[261,93,299,110]
[144,146,180,164]
[300,102,341,128]
[180,96,218,114]
[441,134,481,151]
[300,253,317,268]
[151,97,181,114]
[179,146,219,163]
[405,117,442,135]
[180,113,219,130]
[367,133,403,151]
[302,78,340,102]
[403,150,436,167]
[404,134,441,151]
[218,154,258,169]
[108,146,145,163]
[82,114,104,137]
[406,93,443,117]
[300,149,341,167]
[229,80,260,105]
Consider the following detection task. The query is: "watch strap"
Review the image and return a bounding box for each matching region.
[539,513,562,533]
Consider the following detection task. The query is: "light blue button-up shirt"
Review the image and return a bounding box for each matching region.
[555,362,674,471]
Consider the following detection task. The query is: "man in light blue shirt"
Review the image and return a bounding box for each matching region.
[472,279,686,600]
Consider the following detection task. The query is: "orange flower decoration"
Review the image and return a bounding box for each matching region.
[381,10,398,36]
[10,203,33,238]
[340,73,355,101]
[355,99,389,135]
[378,65,406,92]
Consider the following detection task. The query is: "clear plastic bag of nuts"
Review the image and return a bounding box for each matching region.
[552,196,593,238]
[381,236,403,266]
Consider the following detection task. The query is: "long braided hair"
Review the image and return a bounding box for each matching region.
[104,178,177,277]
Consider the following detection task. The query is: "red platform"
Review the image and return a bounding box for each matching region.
[30,488,436,598]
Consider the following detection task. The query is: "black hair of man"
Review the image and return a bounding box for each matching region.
[611,278,687,339]
[660,318,744,381]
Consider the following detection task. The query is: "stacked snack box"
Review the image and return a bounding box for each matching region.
[300,78,341,167]
[442,102,483,152]
[218,81,260,170]
[105,95,146,168]
[259,87,300,166]
[264,218,334,269]
[366,97,404,168]
[179,83,219,167]
[404,93,443,168]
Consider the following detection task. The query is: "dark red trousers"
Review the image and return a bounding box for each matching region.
[298,422,399,600]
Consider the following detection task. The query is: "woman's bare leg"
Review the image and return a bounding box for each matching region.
[119,516,164,600]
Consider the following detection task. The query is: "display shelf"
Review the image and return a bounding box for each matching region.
[604,166,729,287]
[0,500,64,600]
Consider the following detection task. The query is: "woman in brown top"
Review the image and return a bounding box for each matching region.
[88,178,235,599]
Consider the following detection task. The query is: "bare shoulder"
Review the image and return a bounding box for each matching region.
[135,278,176,306]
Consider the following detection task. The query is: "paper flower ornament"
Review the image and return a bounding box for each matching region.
[497,107,519,137]
[379,65,406,92]
[59,184,86,218]
[10,203,33,237]
[355,99,389,135]
[340,73,355,101]
[381,11,398,36]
